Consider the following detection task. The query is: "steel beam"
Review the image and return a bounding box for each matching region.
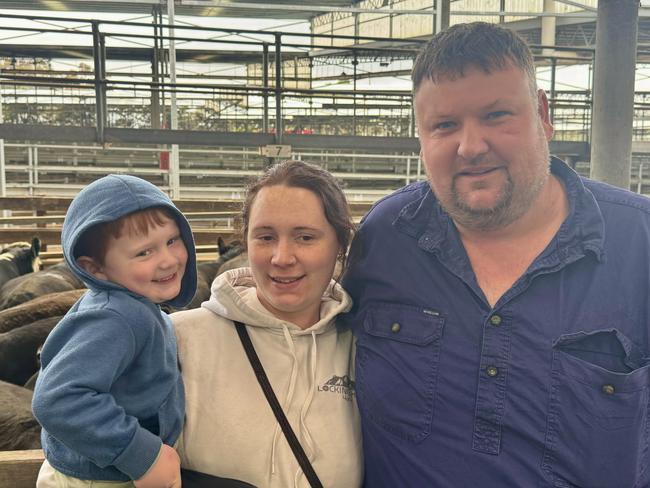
[590,0,639,189]
[263,43,269,134]
[167,0,181,199]
[0,124,590,159]
[92,22,107,144]
[274,33,283,144]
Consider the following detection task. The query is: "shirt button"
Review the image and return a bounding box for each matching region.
[489,315,502,326]
[486,366,498,377]
[391,322,401,333]
[602,384,615,395]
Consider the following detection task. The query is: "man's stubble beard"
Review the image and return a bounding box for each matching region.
[435,123,551,232]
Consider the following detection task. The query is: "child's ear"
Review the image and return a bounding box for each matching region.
[76,256,106,279]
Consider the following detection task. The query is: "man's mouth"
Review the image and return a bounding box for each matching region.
[458,166,500,176]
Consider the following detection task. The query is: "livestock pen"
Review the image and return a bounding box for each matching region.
[0,195,372,486]
[0,196,371,247]
[0,449,43,487]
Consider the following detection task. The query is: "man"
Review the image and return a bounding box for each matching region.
[343,22,650,487]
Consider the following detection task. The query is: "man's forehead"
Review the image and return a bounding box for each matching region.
[427,59,523,83]
[414,62,532,99]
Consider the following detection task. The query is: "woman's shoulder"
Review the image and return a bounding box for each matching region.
[171,307,225,331]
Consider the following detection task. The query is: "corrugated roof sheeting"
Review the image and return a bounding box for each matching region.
[0,0,356,20]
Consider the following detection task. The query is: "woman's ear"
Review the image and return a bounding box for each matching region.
[76,256,105,279]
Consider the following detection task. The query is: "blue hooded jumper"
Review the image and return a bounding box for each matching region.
[32,175,197,482]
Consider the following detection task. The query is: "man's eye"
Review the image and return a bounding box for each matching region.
[435,121,455,131]
[486,111,509,119]
[298,235,315,242]
[257,235,274,241]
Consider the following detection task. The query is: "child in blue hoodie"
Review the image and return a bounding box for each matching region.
[32,174,197,488]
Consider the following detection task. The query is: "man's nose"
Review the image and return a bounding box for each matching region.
[457,121,489,161]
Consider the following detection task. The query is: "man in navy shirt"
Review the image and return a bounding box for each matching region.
[343,21,650,487]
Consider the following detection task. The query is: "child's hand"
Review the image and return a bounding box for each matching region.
[134,444,181,488]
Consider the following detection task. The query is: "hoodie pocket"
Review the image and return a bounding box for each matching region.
[542,329,650,488]
[356,302,445,442]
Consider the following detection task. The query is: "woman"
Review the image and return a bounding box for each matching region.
[173,160,362,488]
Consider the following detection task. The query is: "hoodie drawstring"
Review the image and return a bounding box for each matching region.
[293,330,319,488]
[270,325,300,477]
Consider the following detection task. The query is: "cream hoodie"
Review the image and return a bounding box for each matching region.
[172,267,362,488]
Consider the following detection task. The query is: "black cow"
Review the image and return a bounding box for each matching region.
[0,289,85,334]
[0,261,84,310]
[185,238,246,310]
[0,316,61,386]
[0,238,41,290]
[0,380,41,450]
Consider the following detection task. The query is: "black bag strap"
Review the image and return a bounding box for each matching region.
[234,321,324,488]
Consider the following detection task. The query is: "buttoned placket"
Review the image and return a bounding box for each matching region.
[472,310,511,455]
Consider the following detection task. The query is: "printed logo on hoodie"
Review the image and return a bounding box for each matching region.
[318,375,355,401]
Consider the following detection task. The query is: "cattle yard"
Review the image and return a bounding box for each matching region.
[0,195,374,263]
[0,194,374,486]
[0,449,43,487]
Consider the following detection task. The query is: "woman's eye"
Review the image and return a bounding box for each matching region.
[167,237,178,246]
[298,235,315,242]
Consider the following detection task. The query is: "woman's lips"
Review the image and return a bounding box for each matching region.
[270,275,305,287]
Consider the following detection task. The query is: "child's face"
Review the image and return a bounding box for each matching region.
[92,217,188,303]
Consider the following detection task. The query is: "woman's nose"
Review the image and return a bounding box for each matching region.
[271,239,296,266]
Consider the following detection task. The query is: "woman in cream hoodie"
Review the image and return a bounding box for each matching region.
[172,160,362,488]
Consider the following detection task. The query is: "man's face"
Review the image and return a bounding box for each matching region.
[414,62,554,231]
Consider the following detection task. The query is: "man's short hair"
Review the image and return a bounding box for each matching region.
[75,206,175,264]
[412,21,537,94]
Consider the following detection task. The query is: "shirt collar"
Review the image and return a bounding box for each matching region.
[393,156,605,263]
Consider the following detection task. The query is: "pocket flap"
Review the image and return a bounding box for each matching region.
[363,302,445,346]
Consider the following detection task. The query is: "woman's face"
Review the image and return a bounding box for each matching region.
[247,184,340,329]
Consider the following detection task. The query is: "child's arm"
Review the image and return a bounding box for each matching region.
[32,309,165,481]
[134,444,181,488]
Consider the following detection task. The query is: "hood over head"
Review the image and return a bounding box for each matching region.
[61,174,197,308]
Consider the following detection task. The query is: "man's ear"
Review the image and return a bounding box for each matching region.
[537,89,554,141]
[76,256,106,279]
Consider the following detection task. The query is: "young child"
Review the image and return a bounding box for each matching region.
[32,174,197,488]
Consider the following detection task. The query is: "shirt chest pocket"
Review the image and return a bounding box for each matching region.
[542,329,650,488]
[356,302,445,443]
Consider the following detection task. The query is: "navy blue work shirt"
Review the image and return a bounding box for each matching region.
[342,158,650,487]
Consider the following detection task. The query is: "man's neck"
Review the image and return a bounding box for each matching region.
[456,174,569,307]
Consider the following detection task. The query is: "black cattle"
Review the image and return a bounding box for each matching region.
[0,238,41,290]
[185,238,246,310]
[0,380,41,450]
[0,316,61,386]
[0,261,84,310]
[0,289,86,334]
